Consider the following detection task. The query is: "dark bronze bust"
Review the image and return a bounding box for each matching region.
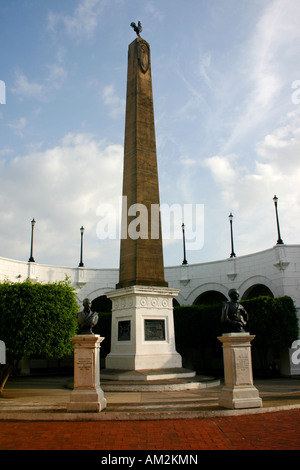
[77,298,98,335]
[221,289,248,333]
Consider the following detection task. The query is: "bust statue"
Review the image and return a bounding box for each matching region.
[221,289,248,333]
[77,298,98,335]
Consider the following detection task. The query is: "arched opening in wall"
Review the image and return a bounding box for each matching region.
[91,295,112,362]
[91,295,112,313]
[242,284,274,300]
[193,290,227,306]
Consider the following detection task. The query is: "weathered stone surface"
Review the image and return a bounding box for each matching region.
[105,286,182,370]
[117,37,167,289]
[67,335,106,413]
[218,333,262,409]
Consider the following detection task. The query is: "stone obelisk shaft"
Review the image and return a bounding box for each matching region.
[117,37,167,289]
[106,36,182,371]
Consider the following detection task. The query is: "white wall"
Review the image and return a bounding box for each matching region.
[1,245,300,315]
[166,245,300,313]
[1,244,299,374]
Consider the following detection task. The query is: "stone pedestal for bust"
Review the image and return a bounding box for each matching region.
[67,335,106,413]
[218,333,262,409]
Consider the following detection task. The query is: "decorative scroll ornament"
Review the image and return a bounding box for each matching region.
[138,40,150,73]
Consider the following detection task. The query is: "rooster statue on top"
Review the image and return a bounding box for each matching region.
[131,21,142,37]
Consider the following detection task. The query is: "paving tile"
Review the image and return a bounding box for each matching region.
[1,376,300,451]
[1,411,299,450]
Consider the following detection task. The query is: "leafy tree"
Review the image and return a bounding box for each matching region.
[0,278,78,393]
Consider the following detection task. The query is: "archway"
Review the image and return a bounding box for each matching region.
[242,284,274,300]
[91,295,112,313]
[90,295,112,360]
[193,290,227,306]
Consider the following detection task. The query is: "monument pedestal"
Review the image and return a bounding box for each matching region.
[105,286,182,370]
[218,333,262,409]
[67,335,106,413]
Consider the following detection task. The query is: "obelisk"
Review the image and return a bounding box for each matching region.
[117,35,167,289]
[105,26,183,372]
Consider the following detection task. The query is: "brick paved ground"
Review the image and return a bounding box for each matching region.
[0,409,300,451]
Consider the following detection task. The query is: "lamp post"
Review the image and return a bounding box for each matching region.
[273,195,284,245]
[182,223,188,265]
[28,218,36,263]
[78,226,85,267]
[229,213,236,258]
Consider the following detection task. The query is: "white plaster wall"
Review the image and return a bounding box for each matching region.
[0,256,119,305]
[1,245,300,374]
[1,244,300,321]
[165,245,300,313]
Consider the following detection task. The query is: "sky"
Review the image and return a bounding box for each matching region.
[1,0,300,269]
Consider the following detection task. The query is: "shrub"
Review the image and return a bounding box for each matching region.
[0,278,78,393]
[241,296,299,372]
[173,296,299,374]
[173,303,223,371]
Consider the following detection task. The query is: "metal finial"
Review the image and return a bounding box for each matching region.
[130,21,142,37]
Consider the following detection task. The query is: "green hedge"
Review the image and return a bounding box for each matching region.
[0,278,78,361]
[241,296,299,371]
[173,303,224,371]
[241,296,299,348]
[174,303,223,351]
[173,296,299,373]
[90,296,299,373]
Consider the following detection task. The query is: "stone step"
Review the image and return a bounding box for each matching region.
[100,367,196,382]
[101,376,220,392]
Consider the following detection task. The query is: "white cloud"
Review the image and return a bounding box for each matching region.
[203,155,237,185]
[256,110,300,170]
[216,0,300,155]
[48,0,106,41]
[0,148,13,157]
[11,63,67,101]
[11,73,46,100]
[198,52,213,88]
[46,64,67,88]
[0,133,123,267]
[204,109,300,254]
[180,157,197,166]
[102,84,125,119]
[144,3,165,23]
[8,117,28,137]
